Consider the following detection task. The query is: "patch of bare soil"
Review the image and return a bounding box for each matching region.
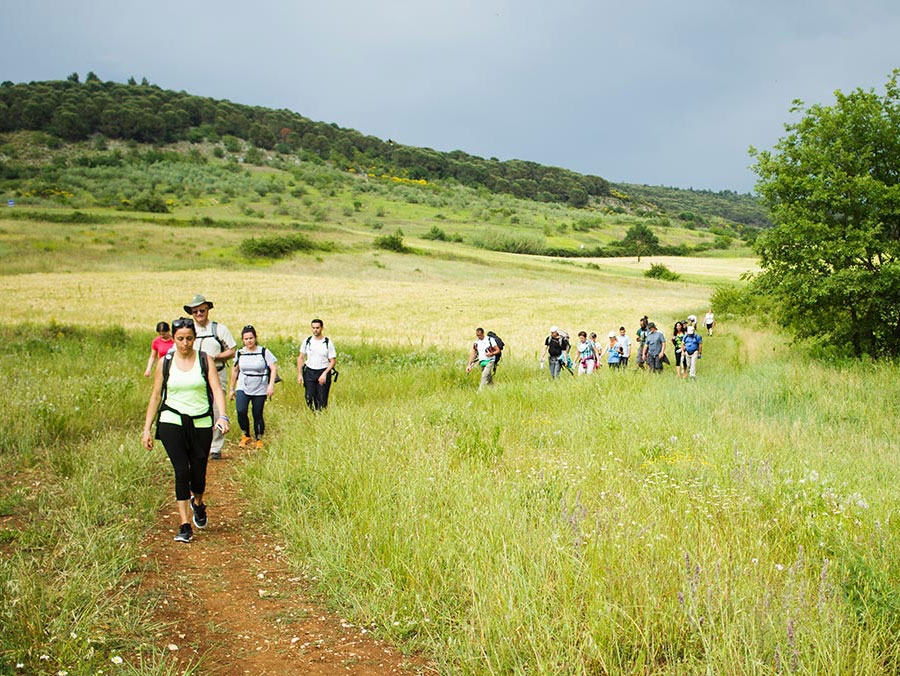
[136,445,433,676]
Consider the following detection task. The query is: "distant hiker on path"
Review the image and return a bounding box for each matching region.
[466,327,501,390]
[144,321,173,377]
[682,325,703,378]
[705,309,715,336]
[229,325,278,449]
[601,331,624,368]
[297,318,337,411]
[541,326,570,379]
[141,317,230,543]
[635,317,649,370]
[575,331,599,374]
[642,322,666,373]
[616,327,632,367]
[183,294,236,459]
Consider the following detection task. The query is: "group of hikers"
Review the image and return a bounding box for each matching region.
[141,294,714,543]
[468,310,714,390]
[140,293,337,543]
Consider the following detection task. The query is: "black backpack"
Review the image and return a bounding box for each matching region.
[486,331,505,367]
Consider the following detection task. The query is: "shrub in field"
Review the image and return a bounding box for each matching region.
[644,263,681,281]
[374,229,410,253]
[422,225,449,241]
[239,233,326,259]
[470,228,547,255]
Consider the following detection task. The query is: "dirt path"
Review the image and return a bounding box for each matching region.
[136,445,433,676]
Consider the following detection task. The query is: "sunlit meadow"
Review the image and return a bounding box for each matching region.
[3,209,900,674]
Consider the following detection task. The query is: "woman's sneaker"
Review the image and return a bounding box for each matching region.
[190,497,208,529]
[174,523,193,543]
[238,434,252,448]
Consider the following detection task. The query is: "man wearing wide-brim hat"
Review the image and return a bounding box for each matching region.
[183,293,236,458]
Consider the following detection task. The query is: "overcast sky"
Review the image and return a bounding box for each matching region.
[2,1,899,193]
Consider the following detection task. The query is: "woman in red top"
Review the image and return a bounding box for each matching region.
[144,321,174,377]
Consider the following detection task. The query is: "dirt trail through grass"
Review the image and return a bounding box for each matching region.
[137,445,431,676]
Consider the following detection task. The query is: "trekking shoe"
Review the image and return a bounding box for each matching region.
[190,496,208,529]
[174,523,193,543]
[238,434,252,448]
[210,450,222,460]
[255,438,263,449]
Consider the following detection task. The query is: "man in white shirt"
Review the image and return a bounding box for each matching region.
[616,326,632,367]
[183,293,236,458]
[465,327,500,391]
[296,318,337,410]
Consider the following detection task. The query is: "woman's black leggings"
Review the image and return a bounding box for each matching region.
[157,422,212,501]
[235,390,267,438]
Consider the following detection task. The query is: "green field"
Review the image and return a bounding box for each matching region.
[3,153,900,675]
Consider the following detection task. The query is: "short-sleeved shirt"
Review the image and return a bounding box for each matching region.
[302,336,336,370]
[235,347,277,396]
[576,340,595,360]
[194,320,237,367]
[545,335,568,358]
[683,333,702,354]
[644,330,666,357]
[151,336,174,358]
[617,334,632,358]
[606,343,622,364]
[474,336,497,363]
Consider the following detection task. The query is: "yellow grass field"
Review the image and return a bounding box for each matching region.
[0,249,744,353]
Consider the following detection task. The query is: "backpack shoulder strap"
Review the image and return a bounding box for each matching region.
[198,350,213,412]
[211,321,227,351]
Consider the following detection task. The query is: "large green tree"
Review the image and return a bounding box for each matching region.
[750,70,900,358]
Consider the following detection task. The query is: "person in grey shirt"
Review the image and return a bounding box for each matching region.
[641,322,666,373]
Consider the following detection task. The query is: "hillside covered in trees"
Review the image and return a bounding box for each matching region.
[0,74,766,227]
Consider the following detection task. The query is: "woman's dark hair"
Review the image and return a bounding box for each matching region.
[171,317,196,335]
[673,321,684,334]
[242,325,257,338]
[156,321,170,333]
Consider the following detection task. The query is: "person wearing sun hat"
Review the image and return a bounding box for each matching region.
[183,294,236,458]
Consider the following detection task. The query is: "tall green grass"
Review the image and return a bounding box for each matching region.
[244,330,900,674]
[0,325,177,676]
[6,322,900,674]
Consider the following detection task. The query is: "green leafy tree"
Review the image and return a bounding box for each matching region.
[621,223,660,262]
[750,70,900,358]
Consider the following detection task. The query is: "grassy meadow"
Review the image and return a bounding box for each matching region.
[2,161,899,674]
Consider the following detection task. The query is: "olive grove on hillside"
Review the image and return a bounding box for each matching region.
[750,70,900,358]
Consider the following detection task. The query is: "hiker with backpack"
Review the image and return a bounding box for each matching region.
[297,318,337,411]
[143,321,174,377]
[466,327,501,390]
[141,316,230,543]
[681,325,703,378]
[575,331,599,374]
[541,326,571,378]
[229,325,278,449]
[183,294,236,459]
[641,322,666,373]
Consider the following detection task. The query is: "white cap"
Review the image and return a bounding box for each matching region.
[550,326,559,333]
[608,331,616,338]
[687,325,695,333]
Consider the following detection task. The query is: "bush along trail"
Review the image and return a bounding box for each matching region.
[135,443,431,676]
